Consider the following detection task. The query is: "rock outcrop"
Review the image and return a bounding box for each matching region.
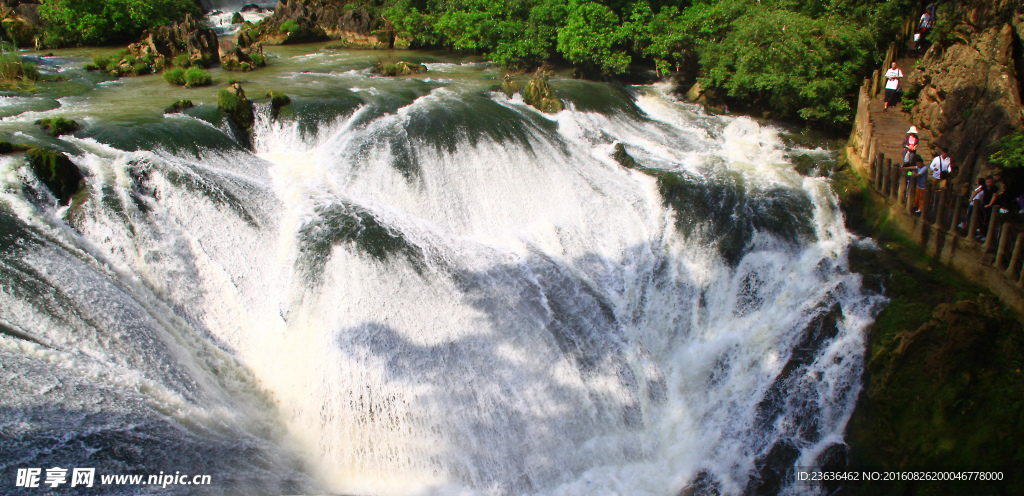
[126,14,219,69]
[904,1,1024,186]
[243,0,395,48]
[0,2,41,47]
[26,148,84,205]
[521,72,564,113]
[218,83,256,136]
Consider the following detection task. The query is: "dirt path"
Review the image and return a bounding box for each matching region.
[870,56,934,166]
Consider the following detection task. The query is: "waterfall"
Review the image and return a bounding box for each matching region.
[0,69,882,496]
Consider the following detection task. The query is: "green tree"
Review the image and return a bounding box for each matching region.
[556,0,630,74]
[39,0,199,46]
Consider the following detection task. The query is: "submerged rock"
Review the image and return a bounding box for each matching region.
[164,99,194,114]
[613,143,638,169]
[373,60,426,77]
[522,72,564,113]
[26,148,83,205]
[35,117,80,137]
[0,141,31,154]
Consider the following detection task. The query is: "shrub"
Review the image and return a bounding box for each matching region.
[183,67,211,87]
[249,52,265,67]
[163,67,186,85]
[217,89,241,112]
[279,20,300,33]
[130,62,149,76]
[92,55,112,71]
[991,132,1024,169]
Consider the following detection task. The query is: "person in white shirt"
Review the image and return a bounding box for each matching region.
[929,148,952,202]
[883,61,903,111]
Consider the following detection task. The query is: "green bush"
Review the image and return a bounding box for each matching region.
[217,89,241,112]
[163,67,186,85]
[990,132,1024,169]
[92,55,112,71]
[249,52,265,67]
[130,62,149,76]
[183,67,211,87]
[279,20,300,33]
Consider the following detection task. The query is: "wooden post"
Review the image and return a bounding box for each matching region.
[967,200,983,241]
[890,163,901,202]
[948,195,963,235]
[1004,233,1024,278]
[897,165,908,205]
[882,158,892,196]
[932,189,947,228]
[995,223,1012,267]
[871,69,881,98]
[876,153,885,190]
[866,136,877,170]
[984,208,999,251]
[907,172,918,214]
[920,180,933,218]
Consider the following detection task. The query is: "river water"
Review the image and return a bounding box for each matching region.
[0,44,884,495]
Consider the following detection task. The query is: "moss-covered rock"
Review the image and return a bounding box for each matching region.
[266,90,291,117]
[35,117,80,137]
[0,141,31,154]
[26,148,83,205]
[374,60,427,77]
[218,83,255,132]
[231,12,244,24]
[499,75,521,98]
[522,72,564,113]
[164,99,194,114]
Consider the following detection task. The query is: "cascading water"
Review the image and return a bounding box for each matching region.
[1,50,884,496]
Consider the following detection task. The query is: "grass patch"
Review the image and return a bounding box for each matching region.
[163,67,186,85]
[183,67,211,88]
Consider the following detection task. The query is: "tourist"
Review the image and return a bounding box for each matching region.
[929,148,952,189]
[902,126,919,166]
[960,178,985,229]
[978,177,1000,240]
[903,157,928,213]
[883,61,903,112]
[916,6,935,51]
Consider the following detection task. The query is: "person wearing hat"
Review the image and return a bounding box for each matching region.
[902,126,919,166]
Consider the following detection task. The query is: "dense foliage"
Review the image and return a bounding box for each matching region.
[37,0,200,46]
[990,132,1024,169]
[386,0,914,124]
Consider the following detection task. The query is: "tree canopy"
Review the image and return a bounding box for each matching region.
[386,0,915,125]
[38,0,200,46]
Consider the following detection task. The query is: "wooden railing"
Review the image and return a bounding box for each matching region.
[849,80,1024,313]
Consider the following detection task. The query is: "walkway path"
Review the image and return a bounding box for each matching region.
[868,56,934,166]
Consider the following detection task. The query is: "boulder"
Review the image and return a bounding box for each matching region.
[374,60,426,77]
[219,41,267,71]
[26,148,83,205]
[267,90,291,117]
[247,0,393,48]
[126,14,219,68]
[164,99,194,114]
[218,83,255,132]
[35,118,80,137]
[522,72,564,113]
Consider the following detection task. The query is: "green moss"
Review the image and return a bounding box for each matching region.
[231,12,244,24]
[374,60,426,77]
[172,53,191,68]
[522,73,564,113]
[266,90,291,117]
[279,19,300,33]
[34,117,80,137]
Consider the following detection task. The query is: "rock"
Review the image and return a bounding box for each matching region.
[613,143,638,169]
[240,4,267,14]
[34,117,80,137]
[266,90,291,117]
[0,3,41,47]
[904,2,1024,187]
[231,12,244,24]
[374,60,426,77]
[247,0,394,48]
[522,72,564,113]
[164,99,194,114]
[219,41,267,71]
[125,14,219,69]
[684,81,703,102]
[218,83,255,132]
[26,148,83,205]
[0,140,30,154]
[499,75,520,97]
